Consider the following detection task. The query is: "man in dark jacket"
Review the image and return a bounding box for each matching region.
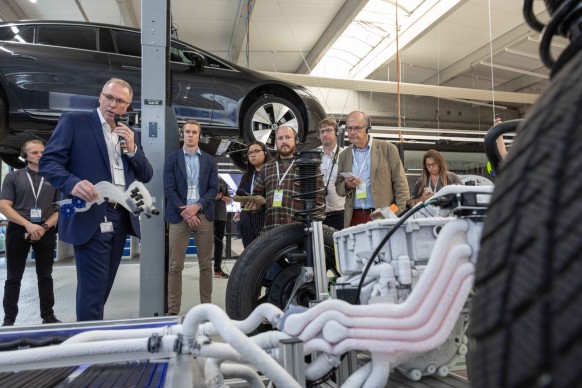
[164,120,218,313]
[40,78,153,321]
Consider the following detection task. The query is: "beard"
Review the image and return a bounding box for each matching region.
[278,144,296,158]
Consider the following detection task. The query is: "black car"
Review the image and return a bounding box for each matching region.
[0,20,326,169]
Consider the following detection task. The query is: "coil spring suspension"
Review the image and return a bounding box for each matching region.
[293,151,325,222]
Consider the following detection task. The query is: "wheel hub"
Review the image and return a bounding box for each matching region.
[267,263,314,308]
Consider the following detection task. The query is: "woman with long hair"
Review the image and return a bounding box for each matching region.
[407,149,462,207]
[238,141,272,247]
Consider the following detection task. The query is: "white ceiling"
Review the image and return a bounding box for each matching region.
[0,0,562,114]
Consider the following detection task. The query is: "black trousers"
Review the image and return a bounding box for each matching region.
[240,209,265,248]
[323,211,345,231]
[213,220,226,271]
[3,222,56,321]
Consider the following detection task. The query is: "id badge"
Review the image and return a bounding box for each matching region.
[100,221,114,233]
[187,186,196,201]
[30,208,42,223]
[273,190,284,207]
[113,164,126,186]
[356,181,367,199]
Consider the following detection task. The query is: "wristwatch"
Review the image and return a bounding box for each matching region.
[41,223,50,231]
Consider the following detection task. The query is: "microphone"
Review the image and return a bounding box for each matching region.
[114,114,129,154]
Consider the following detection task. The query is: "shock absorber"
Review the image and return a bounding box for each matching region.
[292,150,325,223]
[289,150,328,301]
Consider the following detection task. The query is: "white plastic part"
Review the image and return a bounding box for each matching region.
[221,364,264,388]
[342,362,372,388]
[0,193,489,387]
[437,364,450,376]
[55,180,158,217]
[0,336,177,372]
[363,353,394,387]
[181,303,301,388]
[407,368,423,381]
[197,303,283,336]
[63,324,183,344]
[304,353,341,381]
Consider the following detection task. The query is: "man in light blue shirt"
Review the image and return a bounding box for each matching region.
[164,120,218,312]
[336,111,409,227]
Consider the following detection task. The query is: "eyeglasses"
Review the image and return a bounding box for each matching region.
[318,127,335,135]
[346,126,365,133]
[101,92,130,106]
[247,149,263,156]
[425,162,438,168]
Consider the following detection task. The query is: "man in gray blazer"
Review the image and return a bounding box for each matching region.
[335,111,409,227]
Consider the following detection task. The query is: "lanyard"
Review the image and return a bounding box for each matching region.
[429,176,441,192]
[352,146,370,177]
[26,172,44,208]
[323,146,340,195]
[251,171,257,193]
[275,159,295,188]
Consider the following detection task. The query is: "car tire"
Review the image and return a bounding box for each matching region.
[225,223,337,321]
[0,92,9,144]
[469,51,582,388]
[228,150,248,172]
[0,153,25,169]
[242,95,304,150]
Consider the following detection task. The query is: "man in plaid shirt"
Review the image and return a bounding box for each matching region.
[248,125,324,232]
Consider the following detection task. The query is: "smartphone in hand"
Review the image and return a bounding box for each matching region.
[424,187,433,194]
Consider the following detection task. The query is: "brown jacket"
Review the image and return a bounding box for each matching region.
[335,137,409,227]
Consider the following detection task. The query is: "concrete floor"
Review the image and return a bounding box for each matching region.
[0,237,244,326]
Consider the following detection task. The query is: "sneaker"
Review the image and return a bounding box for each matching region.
[213,270,230,279]
[41,315,62,324]
[2,318,14,327]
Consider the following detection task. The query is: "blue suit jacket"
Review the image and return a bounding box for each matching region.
[163,148,218,223]
[39,110,153,245]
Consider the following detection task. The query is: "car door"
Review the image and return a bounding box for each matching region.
[0,24,110,117]
[106,28,215,127]
[168,41,215,127]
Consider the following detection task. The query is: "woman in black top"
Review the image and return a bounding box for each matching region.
[238,141,272,248]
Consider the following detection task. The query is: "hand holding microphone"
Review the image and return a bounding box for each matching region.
[114,114,129,154]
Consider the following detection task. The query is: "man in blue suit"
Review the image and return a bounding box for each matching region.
[40,78,153,321]
[164,120,218,313]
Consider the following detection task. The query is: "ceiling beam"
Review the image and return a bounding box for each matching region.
[116,0,139,28]
[262,71,538,105]
[496,69,549,93]
[479,61,549,79]
[504,47,539,60]
[423,9,553,87]
[0,0,28,21]
[295,0,368,74]
[228,0,255,65]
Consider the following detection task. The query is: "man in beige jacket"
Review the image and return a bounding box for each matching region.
[335,111,409,227]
